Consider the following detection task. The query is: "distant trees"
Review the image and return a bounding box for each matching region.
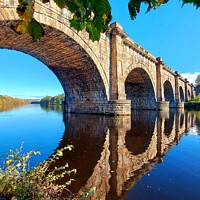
[0,95,29,105]
[195,74,200,85]
[40,94,64,106]
[195,74,200,95]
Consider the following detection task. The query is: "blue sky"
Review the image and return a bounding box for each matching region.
[0,1,200,99]
[0,50,63,99]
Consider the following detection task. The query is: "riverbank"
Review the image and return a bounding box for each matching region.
[185,102,200,110]
[0,95,29,105]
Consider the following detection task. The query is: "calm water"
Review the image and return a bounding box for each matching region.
[0,104,200,200]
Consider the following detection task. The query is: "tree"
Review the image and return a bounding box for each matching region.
[13,0,200,41]
[195,74,200,95]
[195,74,200,85]
[40,94,64,105]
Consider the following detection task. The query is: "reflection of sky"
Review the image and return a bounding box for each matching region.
[0,104,64,167]
[188,127,200,136]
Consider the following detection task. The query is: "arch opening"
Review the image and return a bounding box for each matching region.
[164,81,175,107]
[0,21,108,114]
[125,68,156,110]
[179,86,184,102]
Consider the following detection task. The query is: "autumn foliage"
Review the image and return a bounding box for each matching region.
[0,95,29,105]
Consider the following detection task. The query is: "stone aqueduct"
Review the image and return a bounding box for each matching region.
[0,0,196,115]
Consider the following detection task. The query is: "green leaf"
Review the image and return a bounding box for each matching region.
[86,20,101,41]
[93,0,111,16]
[53,0,66,9]
[183,0,200,8]
[128,0,168,19]
[67,1,81,14]
[128,0,142,20]
[28,18,44,40]
[70,18,86,31]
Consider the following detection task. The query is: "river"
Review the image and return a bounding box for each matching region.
[0,104,200,200]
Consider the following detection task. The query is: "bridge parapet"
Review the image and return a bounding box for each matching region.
[123,37,157,63]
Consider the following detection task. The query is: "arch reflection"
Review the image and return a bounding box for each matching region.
[126,110,156,155]
[50,109,194,199]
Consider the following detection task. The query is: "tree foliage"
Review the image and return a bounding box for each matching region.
[195,74,200,85]
[13,0,200,41]
[128,0,200,20]
[0,95,29,105]
[13,0,111,41]
[40,93,64,106]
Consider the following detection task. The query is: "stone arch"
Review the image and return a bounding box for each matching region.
[0,1,109,114]
[179,86,184,102]
[0,1,109,91]
[124,67,156,109]
[163,80,175,107]
[123,63,156,91]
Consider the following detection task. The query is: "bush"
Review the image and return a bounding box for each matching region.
[191,94,200,102]
[0,145,76,199]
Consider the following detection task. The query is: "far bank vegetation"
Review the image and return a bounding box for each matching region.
[0,95,29,105]
[185,94,200,110]
[40,94,64,106]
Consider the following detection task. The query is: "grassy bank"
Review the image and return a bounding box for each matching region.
[185,94,200,110]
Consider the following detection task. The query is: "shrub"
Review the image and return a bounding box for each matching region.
[0,144,76,199]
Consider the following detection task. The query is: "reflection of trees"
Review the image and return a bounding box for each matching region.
[40,104,63,114]
[0,103,26,112]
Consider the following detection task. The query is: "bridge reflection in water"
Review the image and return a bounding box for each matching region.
[51,109,195,199]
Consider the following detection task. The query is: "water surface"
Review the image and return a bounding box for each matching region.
[0,104,200,200]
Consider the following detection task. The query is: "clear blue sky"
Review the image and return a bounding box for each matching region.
[0,50,63,99]
[0,0,200,99]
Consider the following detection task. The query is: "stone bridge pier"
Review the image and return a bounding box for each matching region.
[0,0,196,115]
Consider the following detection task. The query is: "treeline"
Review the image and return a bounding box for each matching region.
[185,94,200,110]
[0,95,29,105]
[40,94,64,106]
